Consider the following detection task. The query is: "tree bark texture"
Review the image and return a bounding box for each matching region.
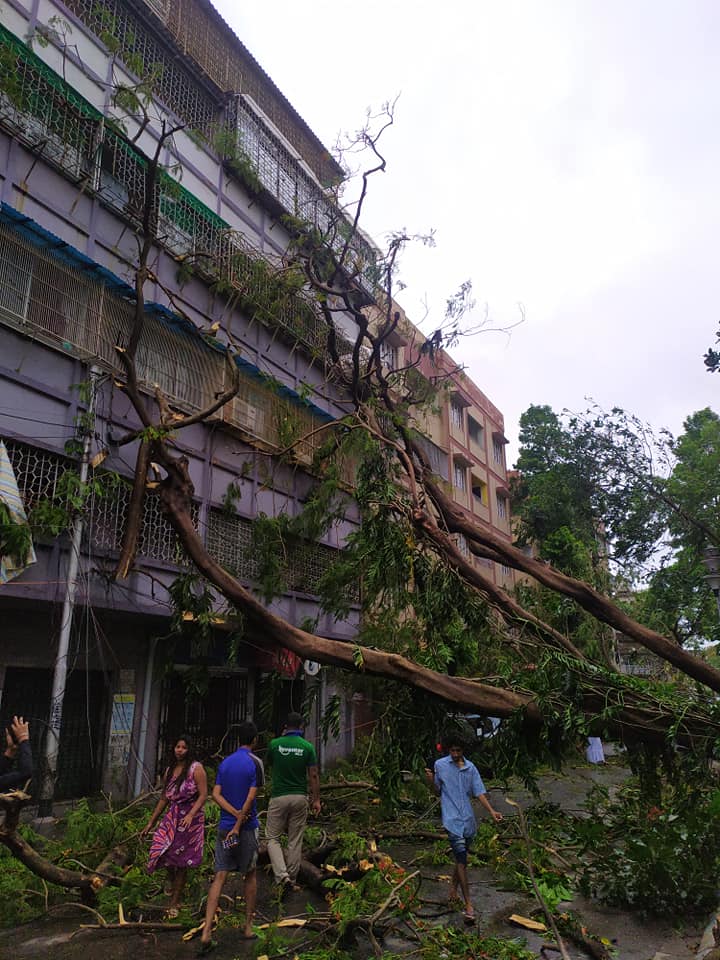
[156,453,720,747]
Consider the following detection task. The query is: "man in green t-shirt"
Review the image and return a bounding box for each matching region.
[266,712,321,891]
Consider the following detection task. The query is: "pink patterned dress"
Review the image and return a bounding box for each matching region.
[147,761,205,872]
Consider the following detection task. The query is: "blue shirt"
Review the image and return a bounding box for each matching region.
[215,747,259,831]
[434,755,486,838]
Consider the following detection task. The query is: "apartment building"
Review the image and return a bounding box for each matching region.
[0,0,366,801]
[375,303,515,589]
[0,0,514,805]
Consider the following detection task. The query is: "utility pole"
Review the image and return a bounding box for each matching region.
[37,367,101,819]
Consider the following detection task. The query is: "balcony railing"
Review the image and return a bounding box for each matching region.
[62,0,221,134]
[0,218,334,459]
[4,440,348,595]
[0,23,335,359]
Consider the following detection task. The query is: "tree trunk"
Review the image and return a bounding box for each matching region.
[0,828,95,895]
[422,468,720,694]
[115,439,151,579]
[156,453,720,748]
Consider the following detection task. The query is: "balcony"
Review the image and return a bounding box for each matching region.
[0,217,334,459]
[4,439,350,598]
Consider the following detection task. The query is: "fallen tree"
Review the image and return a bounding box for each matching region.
[96,102,720,764]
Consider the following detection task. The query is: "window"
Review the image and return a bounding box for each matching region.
[457,534,470,557]
[496,493,507,520]
[501,564,512,577]
[0,238,32,321]
[380,341,399,371]
[453,461,466,492]
[468,416,484,447]
[493,438,504,464]
[471,476,488,505]
[450,401,464,430]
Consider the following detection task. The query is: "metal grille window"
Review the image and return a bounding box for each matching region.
[4,441,70,506]
[62,0,220,132]
[496,493,507,520]
[453,461,466,492]
[234,98,378,296]
[0,224,228,414]
[450,402,464,430]
[89,476,198,564]
[206,509,258,581]
[493,439,504,465]
[206,508,354,600]
[412,435,449,482]
[4,440,197,565]
[0,25,99,180]
[98,133,152,225]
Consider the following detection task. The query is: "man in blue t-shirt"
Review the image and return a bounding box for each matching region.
[199,720,263,954]
[426,733,503,924]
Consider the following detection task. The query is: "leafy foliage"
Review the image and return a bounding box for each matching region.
[576,778,720,916]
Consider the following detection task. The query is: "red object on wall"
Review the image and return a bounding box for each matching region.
[273,647,302,677]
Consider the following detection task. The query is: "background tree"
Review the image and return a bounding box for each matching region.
[512,403,720,650]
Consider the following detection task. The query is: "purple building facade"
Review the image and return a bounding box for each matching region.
[0,0,364,801]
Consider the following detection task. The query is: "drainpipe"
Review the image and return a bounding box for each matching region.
[37,367,100,819]
[133,636,157,797]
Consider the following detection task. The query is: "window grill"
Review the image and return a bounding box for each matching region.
[157,178,225,265]
[140,0,171,22]
[0,224,104,353]
[4,439,198,566]
[4,441,70,507]
[98,132,152,225]
[286,540,334,594]
[206,509,257,581]
[0,29,347,360]
[0,224,228,414]
[223,232,328,355]
[206,508,354,600]
[89,473,198,565]
[413,435,449,482]
[0,24,99,180]
[234,98,378,296]
[62,0,220,133]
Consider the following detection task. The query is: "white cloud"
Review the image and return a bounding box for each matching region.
[215,0,720,460]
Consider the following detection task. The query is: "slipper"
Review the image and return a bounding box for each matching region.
[238,933,258,941]
[165,907,180,919]
[463,910,476,924]
[196,941,217,957]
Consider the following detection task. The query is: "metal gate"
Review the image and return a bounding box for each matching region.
[2,666,108,800]
[157,671,249,772]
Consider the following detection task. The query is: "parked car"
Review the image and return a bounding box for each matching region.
[429,714,502,763]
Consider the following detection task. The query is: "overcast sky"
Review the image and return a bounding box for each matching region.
[215,0,720,464]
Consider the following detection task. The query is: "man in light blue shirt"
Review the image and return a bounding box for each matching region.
[426,733,503,923]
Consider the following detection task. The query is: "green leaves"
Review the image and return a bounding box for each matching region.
[577,778,720,917]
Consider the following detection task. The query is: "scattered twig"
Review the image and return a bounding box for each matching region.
[504,799,571,960]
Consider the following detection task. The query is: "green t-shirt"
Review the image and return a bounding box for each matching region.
[268,732,317,797]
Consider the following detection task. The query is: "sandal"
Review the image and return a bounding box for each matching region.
[463,909,476,924]
[165,906,180,919]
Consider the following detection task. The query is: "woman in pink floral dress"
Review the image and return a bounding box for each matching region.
[142,735,208,915]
